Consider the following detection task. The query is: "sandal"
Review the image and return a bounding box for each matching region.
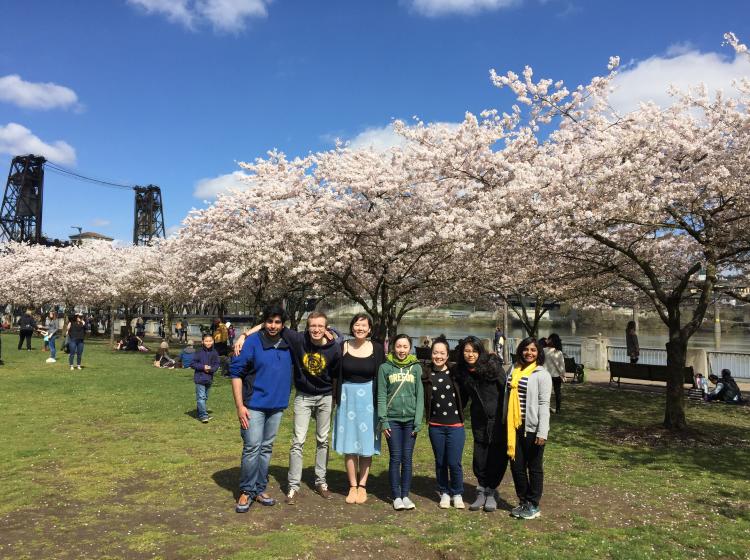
[345,486,358,504]
[356,485,368,504]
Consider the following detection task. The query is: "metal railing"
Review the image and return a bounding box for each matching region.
[506,338,750,379]
[707,351,750,380]
[607,345,667,366]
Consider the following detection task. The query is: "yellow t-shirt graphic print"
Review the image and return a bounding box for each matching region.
[302,351,327,377]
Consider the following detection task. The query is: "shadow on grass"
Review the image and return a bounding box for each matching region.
[554,385,750,481]
[210,464,507,510]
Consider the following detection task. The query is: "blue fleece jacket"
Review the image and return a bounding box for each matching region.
[192,346,220,385]
[229,331,293,410]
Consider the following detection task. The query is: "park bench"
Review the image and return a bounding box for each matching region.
[564,356,585,383]
[608,361,694,387]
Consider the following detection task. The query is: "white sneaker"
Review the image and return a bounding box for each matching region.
[393,498,405,510]
[46,358,56,363]
[452,495,465,509]
[439,493,451,509]
[70,366,74,371]
[76,365,82,370]
[401,496,416,510]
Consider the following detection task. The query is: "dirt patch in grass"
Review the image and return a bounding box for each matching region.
[600,423,750,449]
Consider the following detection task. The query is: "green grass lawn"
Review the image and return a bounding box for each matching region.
[2,336,749,560]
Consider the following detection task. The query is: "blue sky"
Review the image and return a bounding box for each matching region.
[0,0,748,242]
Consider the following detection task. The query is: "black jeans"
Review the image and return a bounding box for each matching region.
[510,427,545,507]
[472,419,508,489]
[18,330,32,350]
[552,377,562,412]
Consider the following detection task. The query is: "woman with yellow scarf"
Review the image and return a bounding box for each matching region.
[502,337,552,520]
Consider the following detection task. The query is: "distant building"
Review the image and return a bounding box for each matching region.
[69,231,114,246]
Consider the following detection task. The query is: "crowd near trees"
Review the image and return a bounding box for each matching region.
[2,34,749,430]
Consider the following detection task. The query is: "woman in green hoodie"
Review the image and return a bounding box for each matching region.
[377,334,424,511]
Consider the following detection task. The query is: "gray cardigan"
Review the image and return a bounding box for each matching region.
[502,365,553,440]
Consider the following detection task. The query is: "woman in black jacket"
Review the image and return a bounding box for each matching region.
[453,336,507,512]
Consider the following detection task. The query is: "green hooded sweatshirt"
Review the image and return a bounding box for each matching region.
[377,354,424,432]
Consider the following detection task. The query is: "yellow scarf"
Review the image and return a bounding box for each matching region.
[506,361,537,460]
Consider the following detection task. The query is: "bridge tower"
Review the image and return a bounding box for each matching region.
[133,185,166,245]
[0,155,45,243]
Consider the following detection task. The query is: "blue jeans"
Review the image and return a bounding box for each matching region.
[239,408,284,498]
[386,420,416,498]
[68,339,84,366]
[49,335,57,359]
[195,383,212,419]
[428,425,465,496]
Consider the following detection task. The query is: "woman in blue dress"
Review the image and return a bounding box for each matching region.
[333,313,385,505]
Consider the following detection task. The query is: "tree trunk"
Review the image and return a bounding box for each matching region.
[163,304,173,343]
[663,324,688,430]
[109,304,116,348]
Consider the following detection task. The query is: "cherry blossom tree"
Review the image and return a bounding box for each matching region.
[237,146,478,342]
[489,39,750,429]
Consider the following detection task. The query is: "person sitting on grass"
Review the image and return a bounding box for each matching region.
[154,341,176,368]
[179,339,196,368]
[192,334,220,423]
[707,370,744,404]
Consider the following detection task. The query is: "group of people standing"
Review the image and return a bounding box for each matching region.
[225,305,555,520]
[16,309,87,369]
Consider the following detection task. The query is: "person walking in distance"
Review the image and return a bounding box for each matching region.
[66,313,86,370]
[544,333,566,414]
[44,311,59,363]
[18,309,36,351]
[626,321,639,364]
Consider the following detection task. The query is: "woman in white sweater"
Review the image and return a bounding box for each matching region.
[544,333,566,414]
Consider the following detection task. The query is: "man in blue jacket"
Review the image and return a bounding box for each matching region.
[234,312,341,504]
[230,305,294,512]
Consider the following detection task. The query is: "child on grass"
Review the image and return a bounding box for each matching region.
[193,334,220,423]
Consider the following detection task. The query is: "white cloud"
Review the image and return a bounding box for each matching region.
[166,224,182,237]
[0,123,76,165]
[127,0,194,26]
[348,124,409,151]
[409,0,519,16]
[91,218,111,227]
[197,0,269,32]
[0,74,79,111]
[127,0,271,31]
[610,47,750,115]
[347,122,461,152]
[193,170,252,198]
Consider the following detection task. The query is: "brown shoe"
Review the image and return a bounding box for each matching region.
[315,483,332,499]
[356,486,368,504]
[345,486,358,504]
[285,489,298,505]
